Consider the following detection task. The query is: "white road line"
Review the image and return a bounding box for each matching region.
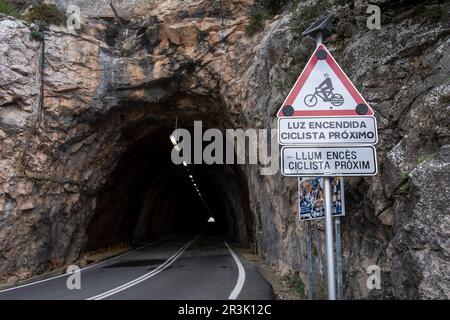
[0,236,172,294]
[224,241,246,300]
[86,233,201,300]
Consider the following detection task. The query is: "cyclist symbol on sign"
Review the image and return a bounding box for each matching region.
[304,73,344,108]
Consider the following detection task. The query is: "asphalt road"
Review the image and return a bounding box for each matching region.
[0,230,274,300]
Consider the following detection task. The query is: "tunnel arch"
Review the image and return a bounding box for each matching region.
[84,93,254,252]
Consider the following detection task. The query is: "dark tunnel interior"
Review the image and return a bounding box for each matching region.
[85,126,253,252]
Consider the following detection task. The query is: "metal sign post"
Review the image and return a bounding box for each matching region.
[324,177,336,300]
[299,177,314,300]
[317,27,336,301]
[307,219,313,300]
[315,22,336,301]
[335,216,343,300]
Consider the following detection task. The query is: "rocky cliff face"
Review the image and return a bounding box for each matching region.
[0,0,449,299]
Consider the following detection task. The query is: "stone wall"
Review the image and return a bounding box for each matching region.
[0,0,449,298]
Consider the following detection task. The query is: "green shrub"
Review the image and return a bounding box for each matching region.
[259,0,291,15]
[245,7,266,36]
[274,0,332,93]
[414,155,430,166]
[440,94,450,104]
[397,179,411,195]
[422,4,443,23]
[31,31,44,41]
[275,64,302,94]
[315,283,328,300]
[312,244,319,257]
[285,271,306,299]
[274,44,309,94]
[22,3,64,26]
[0,0,17,17]
[334,0,353,6]
[290,0,331,37]
[245,1,295,36]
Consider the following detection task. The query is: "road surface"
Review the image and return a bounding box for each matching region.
[0,231,274,300]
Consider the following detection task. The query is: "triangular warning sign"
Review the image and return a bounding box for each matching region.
[277,44,374,118]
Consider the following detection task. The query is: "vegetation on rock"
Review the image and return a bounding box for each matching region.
[0,0,17,17]
[290,0,331,36]
[245,7,266,36]
[22,3,64,26]
[30,30,44,41]
[275,0,332,94]
[284,271,306,299]
[259,0,291,15]
[245,0,292,36]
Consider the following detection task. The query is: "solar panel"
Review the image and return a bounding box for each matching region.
[302,14,334,39]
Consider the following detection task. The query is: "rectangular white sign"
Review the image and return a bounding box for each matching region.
[278,116,378,145]
[282,146,378,176]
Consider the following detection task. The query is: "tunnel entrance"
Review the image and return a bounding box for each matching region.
[85,106,253,252]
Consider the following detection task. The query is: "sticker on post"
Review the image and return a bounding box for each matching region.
[298,177,345,221]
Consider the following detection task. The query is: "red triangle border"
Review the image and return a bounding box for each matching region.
[277,44,374,118]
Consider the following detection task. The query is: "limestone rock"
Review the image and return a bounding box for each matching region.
[0,0,449,299]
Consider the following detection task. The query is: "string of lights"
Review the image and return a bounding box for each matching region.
[170,133,216,223]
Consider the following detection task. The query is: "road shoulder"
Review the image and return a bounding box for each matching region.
[235,247,304,300]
